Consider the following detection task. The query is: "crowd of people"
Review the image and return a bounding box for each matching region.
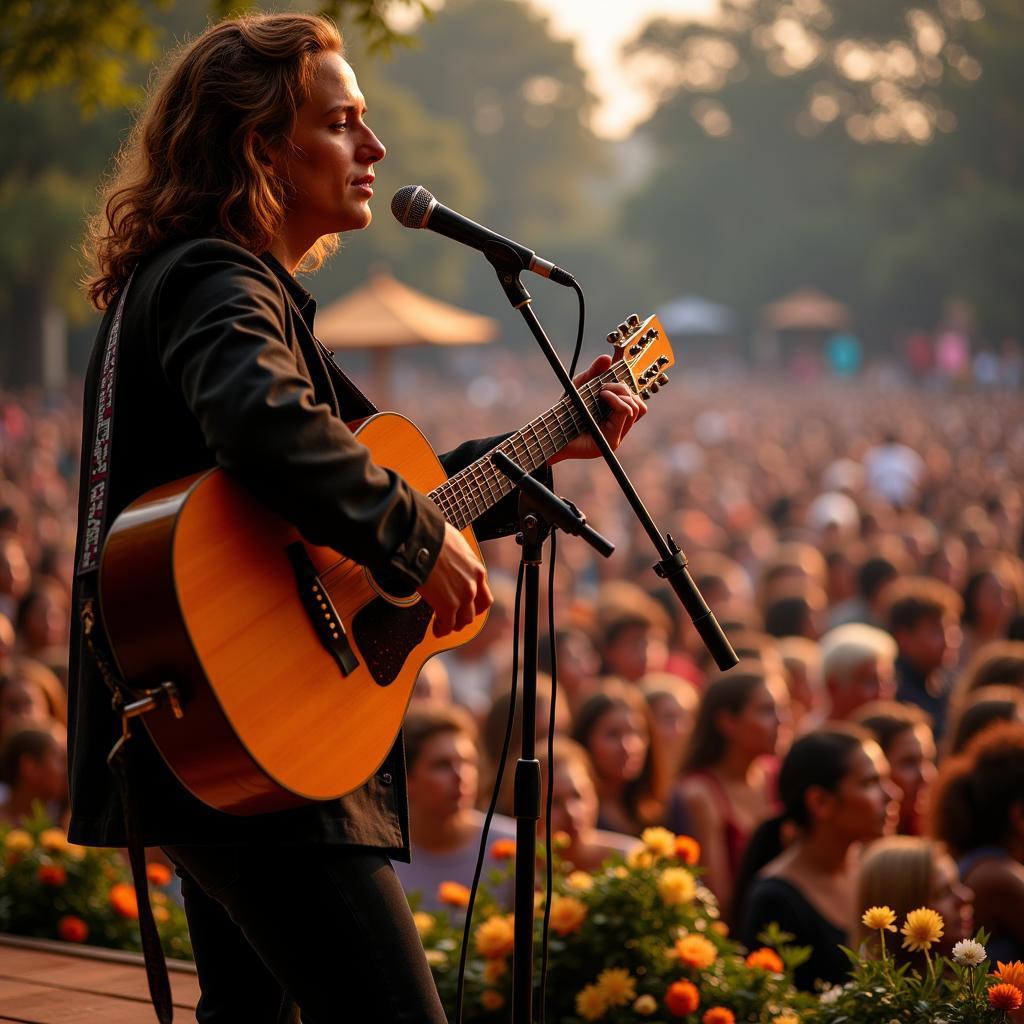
[2,357,1023,992]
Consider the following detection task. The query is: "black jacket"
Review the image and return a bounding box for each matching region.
[68,238,524,852]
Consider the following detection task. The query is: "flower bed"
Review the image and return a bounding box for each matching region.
[3,819,1023,1023]
[0,814,191,959]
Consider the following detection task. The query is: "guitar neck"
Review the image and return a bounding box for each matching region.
[427,361,632,530]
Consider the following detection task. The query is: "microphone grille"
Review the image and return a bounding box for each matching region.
[391,185,435,229]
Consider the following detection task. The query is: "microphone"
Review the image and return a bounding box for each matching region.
[391,185,575,286]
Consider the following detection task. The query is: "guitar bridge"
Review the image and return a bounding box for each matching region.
[286,542,359,677]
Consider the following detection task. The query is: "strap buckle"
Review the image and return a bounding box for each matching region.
[107,682,184,766]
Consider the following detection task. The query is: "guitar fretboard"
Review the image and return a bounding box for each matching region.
[428,361,632,530]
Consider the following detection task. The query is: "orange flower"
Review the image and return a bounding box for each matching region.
[746,947,784,973]
[38,864,66,886]
[549,894,587,936]
[988,983,1023,1012]
[676,934,717,969]
[490,838,516,861]
[109,882,139,919]
[994,961,1024,990]
[665,980,700,1017]
[481,990,505,1011]
[675,835,701,865]
[146,862,172,886]
[438,881,471,908]
[57,915,88,943]
[703,1009,735,1024]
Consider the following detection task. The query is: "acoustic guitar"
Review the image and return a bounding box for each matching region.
[99,314,674,814]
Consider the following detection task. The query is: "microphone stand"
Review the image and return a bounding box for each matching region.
[478,250,738,1024]
[491,453,615,1024]
[484,250,738,671]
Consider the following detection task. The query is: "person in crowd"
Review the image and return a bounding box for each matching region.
[479,675,570,818]
[0,657,67,746]
[0,723,68,826]
[948,640,1024,722]
[933,720,1024,966]
[640,672,698,782]
[932,722,1024,964]
[924,535,970,594]
[885,577,963,738]
[538,626,602,716]
[855,835,974,962]
[596,607,671,683]
[674,666,782,923]
[776,636,822,732]
[806,623,897,728]
[959,558,1021,668]
[537,736,638,871]
[738,726,899,991]
[853,700,936,835]
[394,703,517,912]
[15,578,71,663]
[437,577,515,719]
[0,534,31,624]
[825,553,904,631]
[944,685,1024,756]
[763,588,826,641]
[571,681,667,836]
[863,431,926,508]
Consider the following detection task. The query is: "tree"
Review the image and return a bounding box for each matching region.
[620,0,1024,342]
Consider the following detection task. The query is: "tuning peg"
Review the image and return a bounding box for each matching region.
[656,373,669,386]
[640,388,651,400]
[607,330,622,345]
[627,313,641,329]
[657,355,669,367]
[617,321,630,337]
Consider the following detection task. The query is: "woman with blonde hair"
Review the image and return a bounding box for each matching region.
[855,836,973,962]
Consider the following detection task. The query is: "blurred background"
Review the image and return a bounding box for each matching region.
[1,0,1021,389]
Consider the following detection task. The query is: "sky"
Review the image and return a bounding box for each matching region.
[523,0,718,138]
[390,0,719,140]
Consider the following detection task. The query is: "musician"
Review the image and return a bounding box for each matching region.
[73,13,643,1022]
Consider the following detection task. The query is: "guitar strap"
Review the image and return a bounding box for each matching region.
[76,271,175,1024]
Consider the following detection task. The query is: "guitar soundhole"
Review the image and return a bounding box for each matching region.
[352,598,434,687]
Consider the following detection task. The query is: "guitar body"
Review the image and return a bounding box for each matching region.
[99,412,486,815]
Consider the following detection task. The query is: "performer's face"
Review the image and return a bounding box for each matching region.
[272,51,386,241]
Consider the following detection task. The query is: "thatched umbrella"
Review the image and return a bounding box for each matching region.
[760,288,850,333]
[315,268,499,407]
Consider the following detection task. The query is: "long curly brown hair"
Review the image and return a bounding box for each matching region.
[83,13,343,310]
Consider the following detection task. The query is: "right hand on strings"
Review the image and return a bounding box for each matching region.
[417,522,492,637]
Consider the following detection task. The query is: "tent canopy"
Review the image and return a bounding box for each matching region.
[316,269,498,350]
[760,288,850,332]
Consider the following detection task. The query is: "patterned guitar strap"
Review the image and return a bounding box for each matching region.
[75,271,176,1024]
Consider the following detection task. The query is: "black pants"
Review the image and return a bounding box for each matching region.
[164,843,448,1023]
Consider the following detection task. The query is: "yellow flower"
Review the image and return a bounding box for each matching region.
[626,846,655,869]
[152,906,170,924]
[675,933,718,969]
[711,921,729,937]
[641,826,677,858]
[550,894,588,936]
[595,967,636,1007]
[38,829,70,852]
[4,829,33,853]
[481,990,505,1011]
[567,870,594,892]
[658,867,697,906]
[861,905,897,932]
[64,843,88,861]
[575,984,607,1021]
[438,881,471,907]
[425,949,446,966]
[633,993,658,1016]
[771,1013,800,1024]
[413,911,434,939]
[483,959,507,985]
[475,914,515,959]
[900,907,944,953]
[612,866,629,879]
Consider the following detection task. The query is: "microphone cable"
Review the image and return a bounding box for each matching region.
[454,281,588,1024]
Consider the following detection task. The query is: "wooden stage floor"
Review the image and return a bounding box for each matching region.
[0,934,198,1022]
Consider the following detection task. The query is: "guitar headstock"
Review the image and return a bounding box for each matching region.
[607,313,676,399]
